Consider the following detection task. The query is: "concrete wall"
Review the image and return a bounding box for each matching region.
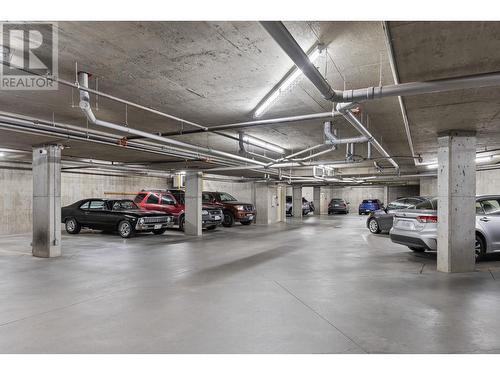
[419,169,500,197]
[330,186,385,211]
[386,185,420,203]
[202,179,255,204]
[0,168,169,235]
[420,177,438,196]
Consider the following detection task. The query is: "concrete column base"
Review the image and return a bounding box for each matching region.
[32,145,62,258]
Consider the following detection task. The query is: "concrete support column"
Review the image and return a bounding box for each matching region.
[277,184,287,222]
[32,145,62,258]
[437,130,476,273]
[292,185,303,218]
[313,186,321,215]
[255,183,273,224]
[185,171,202,236]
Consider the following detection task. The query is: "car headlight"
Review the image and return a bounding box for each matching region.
[235,205,244,211]
[138,218,145,225]
[202,210,208,215]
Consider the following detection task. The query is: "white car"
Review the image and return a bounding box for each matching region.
[389,195,500,259]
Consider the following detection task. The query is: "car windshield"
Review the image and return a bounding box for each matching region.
[415,198,438,210]
[219,192,237,202]
[111,200,138,210]
[331,199,344,203]
[170,191,185,205]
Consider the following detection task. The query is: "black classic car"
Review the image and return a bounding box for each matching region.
[61,199,174,238]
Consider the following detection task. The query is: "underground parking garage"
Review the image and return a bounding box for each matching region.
[3,12,500,361]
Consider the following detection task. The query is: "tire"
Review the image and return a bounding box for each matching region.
[240,220,252,226]
[65,217,81,234]
[179,215,185,232]
[475,233,486,260]
[206,225,217,230]
[153,228,167,235]
[408,247,425,252]
[287,208,292,216]
[222,211,234,227]
[358,211,363,215]
[118,220,134,238]
[368,218,381,234]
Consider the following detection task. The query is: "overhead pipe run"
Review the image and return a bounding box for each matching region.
[77,71,268,168]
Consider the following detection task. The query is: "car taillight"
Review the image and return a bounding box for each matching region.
[416,215,438,223]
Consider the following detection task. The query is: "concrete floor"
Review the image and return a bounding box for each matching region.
[1,215,500,354]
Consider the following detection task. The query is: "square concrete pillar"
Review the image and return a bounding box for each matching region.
[292,185,303,218]
[185,171,202,236]
[255,183,273,224]
[437,130,476,273]
[278,184,287,222]
[32,145,62,258]
[313,186,321,215]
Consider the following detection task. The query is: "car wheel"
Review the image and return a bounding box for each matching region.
[368,218,381,234]
[153,228,167,235]
[287,208,292,216]
[118,220,134,238]
[408,247,425,252]
[65,217,81,234]
[475,234,486,260]
[222,211,234,227]
[206,225,217,230]
[240,220,252,226]
[179,215,185,232]
[358,211,362,215]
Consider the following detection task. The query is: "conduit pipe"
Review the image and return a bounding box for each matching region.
[336,103,399,170]
[261,21,500,103]
[77,72,267,168]
[323,121,368,145]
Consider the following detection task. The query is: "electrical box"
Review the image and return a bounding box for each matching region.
[172,173,186,188]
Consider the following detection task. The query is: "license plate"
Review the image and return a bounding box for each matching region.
[154,224,162,230]
[247,215,254,220]
[334,204,339,207]
[214,215,221,220]
[397,220,413,229]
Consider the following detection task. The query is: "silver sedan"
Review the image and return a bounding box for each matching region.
[366,196,428,234]
[389,195,500,259]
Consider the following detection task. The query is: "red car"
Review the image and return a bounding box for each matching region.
[134,189,223,230]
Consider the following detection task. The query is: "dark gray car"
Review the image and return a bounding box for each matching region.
[366,196,428,234]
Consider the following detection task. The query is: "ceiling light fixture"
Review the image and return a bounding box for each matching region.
[0,152,5,157]
[242,134,285,154]
[253,44,323,118]
[476,155,494,164]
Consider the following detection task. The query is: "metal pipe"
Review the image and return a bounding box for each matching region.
[260,21,339,101]
[382,21,416,162]
[338,107,400,170]
[323,121,368,145]
[133,111,339,138]
[77,72,267,168]
[0,60,208,131]
[340,72,500,102]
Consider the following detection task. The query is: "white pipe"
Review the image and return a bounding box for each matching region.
[323,121,368,145]
[77,72,267,168]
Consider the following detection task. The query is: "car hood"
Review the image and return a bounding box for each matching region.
[219,201,252,206]
[202,203,222,210]
[118,209,171,217]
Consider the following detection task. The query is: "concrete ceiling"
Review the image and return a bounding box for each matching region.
[1,21,500,178]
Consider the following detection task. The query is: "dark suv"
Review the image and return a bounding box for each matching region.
[134,189,223,230]
[202,191,256,227]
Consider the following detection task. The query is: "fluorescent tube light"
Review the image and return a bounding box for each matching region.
[476,155,493,164]
[254,45,323,118]
[242,134,285,154]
